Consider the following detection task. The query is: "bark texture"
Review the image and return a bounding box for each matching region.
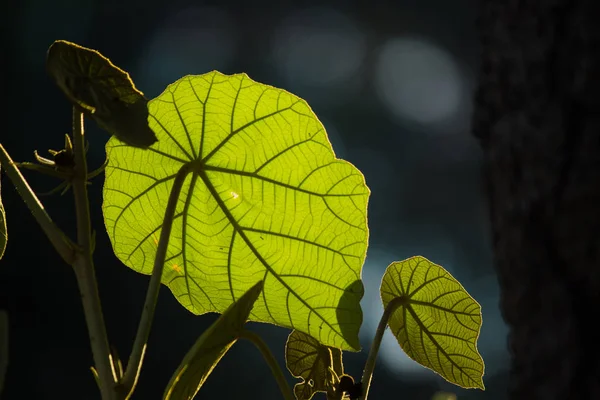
[473,0,600,398]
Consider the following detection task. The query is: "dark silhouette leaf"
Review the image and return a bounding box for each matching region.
[46,40,157,148]
[0,166,6,260]
[285,329,344,400]
[163,281,263,400]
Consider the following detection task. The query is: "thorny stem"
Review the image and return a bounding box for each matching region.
[239,330,295,400]
[359,298,403,400]
[70,108,118,399]
[0,145,76,264]
[119,164,192,399]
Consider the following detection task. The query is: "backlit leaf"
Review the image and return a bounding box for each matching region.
[46,40,157,148]
[163,281,263,400]
[381,256,485,389]
[103,71,369,350]
[0,166,6,260]
[285,330,344,400]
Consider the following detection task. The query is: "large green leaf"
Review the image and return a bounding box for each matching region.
[0,166,6,260]
[46,40,157,148]
[380,256,485,389]
[285,330,344,400]
[164,281,263,400]
[102,71,369,350]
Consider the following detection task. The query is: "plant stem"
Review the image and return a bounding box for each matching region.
[70,108,117,400]
[16,161,72,180]
[0,145,76,264]
[119,164,192,398]
[359,298,403,400]
[239,329,295,400]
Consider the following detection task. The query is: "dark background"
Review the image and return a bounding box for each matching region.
[1,0,509,399]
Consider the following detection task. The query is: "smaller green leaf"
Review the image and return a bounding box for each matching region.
[163,280,264,400]
[0,310,8,396]
[381,256,485,389]
[0,166,6,260]
[46,40,157,148]
[285,330,344,400]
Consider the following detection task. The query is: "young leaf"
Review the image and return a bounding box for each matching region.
[103,71,369,350]
[0,166,6,260]
[380,256,485,389]
[46,40,158,148]
[285,330,343,400]
[163,280,263,400]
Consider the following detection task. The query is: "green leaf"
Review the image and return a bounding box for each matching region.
[380,256,485,389]
[285,330,344,400]
[164,280,263,400]
[0,310,8,396]
[0,166,6,260]
[46,40,157,148]
[103,71,369,350]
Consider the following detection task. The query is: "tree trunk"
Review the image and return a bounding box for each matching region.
[473,0,600,398]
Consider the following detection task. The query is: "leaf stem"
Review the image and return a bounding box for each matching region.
[359,298,403,400]
[239,329,294,400]
[119,163,192,398]
[70,108,118,399]
[16,161,73,180]
[0,144,76,264]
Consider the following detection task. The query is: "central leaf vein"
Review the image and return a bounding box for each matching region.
[197,169,346,341]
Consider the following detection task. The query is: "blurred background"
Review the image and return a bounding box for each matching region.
[1,0,509,399]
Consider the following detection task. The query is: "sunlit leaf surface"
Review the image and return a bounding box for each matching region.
[0,166,6,260]
[163,281,263,400]
[381,256,485,389]
[103,71,369,350]
[46,40,157,148]
[285,330,343,400]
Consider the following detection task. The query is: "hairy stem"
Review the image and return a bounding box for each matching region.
[119,164,192,398]
[359,298,402,400]
[70,108,118,399]
[239,330,294,400]
[0,145,76,264]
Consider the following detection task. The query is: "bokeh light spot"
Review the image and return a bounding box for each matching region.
[271,7,366,105]
[374,37,465,127]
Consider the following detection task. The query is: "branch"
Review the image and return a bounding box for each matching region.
[119,163,192,398]
[70,108,117,399]
[359,298,402,400]
[0,144,75,264]
[239,330,295,400]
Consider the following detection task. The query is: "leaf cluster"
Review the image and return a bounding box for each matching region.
[0,41,485,400]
